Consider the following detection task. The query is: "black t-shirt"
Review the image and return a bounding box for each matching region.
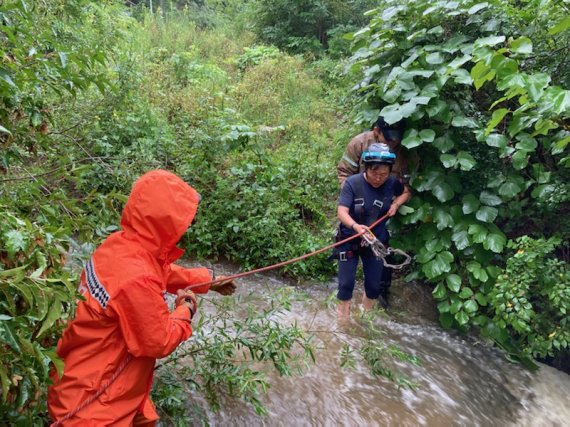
[338,173,404,241]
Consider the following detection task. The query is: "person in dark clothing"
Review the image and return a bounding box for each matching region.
[336,143,410,318]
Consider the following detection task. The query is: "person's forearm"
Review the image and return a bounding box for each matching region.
[338,206,358,229]
[393,187,411,208]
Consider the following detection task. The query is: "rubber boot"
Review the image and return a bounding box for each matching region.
[362,294,376,311]
[337,299,351,320]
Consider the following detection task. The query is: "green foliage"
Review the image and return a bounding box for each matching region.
[0,0,127,166]
[0,209,77,425]
[0,0,354,421]
[348,0,569,363]
[153,288,315,420]
[251,0,378,55]
[489,236,570,359]
[236,45,281,71]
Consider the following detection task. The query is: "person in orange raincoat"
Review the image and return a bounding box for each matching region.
[48,170,235,426]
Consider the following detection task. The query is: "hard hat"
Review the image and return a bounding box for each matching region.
[362,143,396,165]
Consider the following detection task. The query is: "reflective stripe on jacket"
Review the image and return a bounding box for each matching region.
[48,170,212,426]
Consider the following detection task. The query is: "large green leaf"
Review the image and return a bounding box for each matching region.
[515,134,537,151]
[419,129,436,142]
[36,296,63,338]
[448,54,471,69]
[485,108,508,135]
[511,149,529,170]
[437,300,450,312]
[402,129,423,149]
[433,208,454,230]
[452,115,479,128]
[446,274,461,292]
[462,194,480,214]
[433,283,447,299]
[483,232,506,253]
[476,206,498,222]
[474,35,505,48]
[439,312,454,328]
[426,100,449,119]
[466,261,489,282]
[46,351,65,379]
[464,299,479,313]
[526,73,551,102]
[432,182,455,202]
[440,154,457,168]
[426,52,444,64]
[455,310,469,325]
[457,151,476,170]
[486,133,507,148]
[450,300,463,314]
[0,322,20,351]
[475,293,488,306]
[459,287,474,299]
[451,69,472,85]
[470,61,495,89]
[499,180,522,197]
[422,251,454,279]
[510,36,533,55]
[468,223,488,243]
[380,104,404,124]
[452,230,470,250]
[549,87,570,115]
[479,191,502,206]
[548,16,570,35]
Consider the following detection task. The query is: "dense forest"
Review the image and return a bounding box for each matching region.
[1,0,568,423]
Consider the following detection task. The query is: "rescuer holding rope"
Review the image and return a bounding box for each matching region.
[48,170,235,426]
[335,143,410,318]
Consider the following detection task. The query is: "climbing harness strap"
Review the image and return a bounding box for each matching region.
[352,174,384,227]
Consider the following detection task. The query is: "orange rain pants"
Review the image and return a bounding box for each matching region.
[48,170,212,426]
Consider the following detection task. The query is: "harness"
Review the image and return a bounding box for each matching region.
[332,175,386,261]
[352,175,385,228]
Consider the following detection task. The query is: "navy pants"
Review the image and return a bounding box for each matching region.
[337,245,386,301]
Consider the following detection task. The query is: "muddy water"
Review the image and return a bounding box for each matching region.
[184,262,570,426]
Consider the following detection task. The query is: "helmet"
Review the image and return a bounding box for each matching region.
[362,143,396,165]
[374,116,405,142]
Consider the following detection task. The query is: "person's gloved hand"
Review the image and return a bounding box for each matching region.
[176,289,198,319]
[210,276,236,296]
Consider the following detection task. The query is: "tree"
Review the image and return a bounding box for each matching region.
[347,0,570,364]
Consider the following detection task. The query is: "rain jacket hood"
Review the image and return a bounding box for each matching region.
[120,170,201,263]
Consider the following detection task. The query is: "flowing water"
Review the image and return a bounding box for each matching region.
[182,262,570,426]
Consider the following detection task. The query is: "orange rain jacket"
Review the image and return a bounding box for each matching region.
[48,170,212,426]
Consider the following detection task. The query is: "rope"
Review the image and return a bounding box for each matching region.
[51,354,134,426]
[185,213,397,291]
[52,212,409,422]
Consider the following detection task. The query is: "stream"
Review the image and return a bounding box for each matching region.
[179,261,570,426]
